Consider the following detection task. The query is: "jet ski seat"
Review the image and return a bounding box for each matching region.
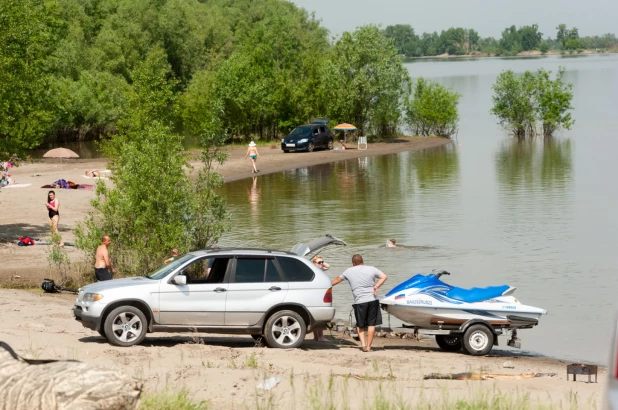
[446,285,512,303]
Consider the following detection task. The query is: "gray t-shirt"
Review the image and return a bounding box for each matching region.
[339,265,383,304]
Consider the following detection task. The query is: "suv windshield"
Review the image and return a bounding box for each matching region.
[147,254,194,280]
[289,126,311,135]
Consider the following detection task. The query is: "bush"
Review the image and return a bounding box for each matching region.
[490,67,574,138]
[404,78,460,138]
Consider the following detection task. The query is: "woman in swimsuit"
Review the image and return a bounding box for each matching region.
[85,169,100,178]
[244,141,260,173]
[311,255,331,342]
[45,190,63,245]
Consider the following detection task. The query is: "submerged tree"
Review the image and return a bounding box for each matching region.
[535,68,574,136]
[404,78,460,138]
[490,68,574,138]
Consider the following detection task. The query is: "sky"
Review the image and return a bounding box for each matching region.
[290,0,617,39]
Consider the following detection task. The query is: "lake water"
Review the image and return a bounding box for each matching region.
[217,54,618,364]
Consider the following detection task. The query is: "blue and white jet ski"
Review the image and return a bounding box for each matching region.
[380,270,547,355]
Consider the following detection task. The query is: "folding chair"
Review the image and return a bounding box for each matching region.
[358,136,367,150]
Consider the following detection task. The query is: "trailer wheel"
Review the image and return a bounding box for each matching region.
[435,335,462,352]
[462,324,493,356]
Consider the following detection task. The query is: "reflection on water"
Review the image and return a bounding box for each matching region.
[495,138,573,190]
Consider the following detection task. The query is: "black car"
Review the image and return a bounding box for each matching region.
[281,122,334,153]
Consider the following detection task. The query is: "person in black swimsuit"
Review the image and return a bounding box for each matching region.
[45,190,63,245]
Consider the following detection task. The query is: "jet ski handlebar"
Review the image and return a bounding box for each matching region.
[432,269,451,278]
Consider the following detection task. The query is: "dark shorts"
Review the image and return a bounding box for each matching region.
[95,267,113,282]
[353,300,382,328]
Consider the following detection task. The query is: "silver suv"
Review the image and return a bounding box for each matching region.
[73,236,345,349]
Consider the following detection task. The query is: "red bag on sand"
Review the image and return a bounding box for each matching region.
[17,236,34,246]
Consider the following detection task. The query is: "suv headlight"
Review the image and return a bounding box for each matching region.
[299,138,308,143]
[83,293,104,302]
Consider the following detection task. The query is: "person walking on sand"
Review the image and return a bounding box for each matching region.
[244,141,260,173]
[45,190,63,246]
[164,248,179,264]
[312,255,331,342]
[95,236,115,281]
[331,254,387,352]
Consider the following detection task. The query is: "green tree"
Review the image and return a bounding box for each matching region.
[384,24,419,56]
[539,42,550,54]
[556,24,568,49]
[319,25,411,137]
[490,70,537,138]
[535,68,574,136]
[491,68,574,138]
[0,0,64,159]
[75,48,228,275]
[519,24,543,51]
[404,78,460,138]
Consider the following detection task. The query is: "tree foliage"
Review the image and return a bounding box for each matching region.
[491,68,574,138]
[75,48,228,275]
[404,78,460,138]
[319,25,411,137]
[0,0,64,159]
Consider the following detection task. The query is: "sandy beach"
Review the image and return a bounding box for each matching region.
[0,137,606,408]
[0,137,449,286]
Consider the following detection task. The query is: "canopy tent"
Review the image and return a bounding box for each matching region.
[43,148,79,176]
[333,123,357,144]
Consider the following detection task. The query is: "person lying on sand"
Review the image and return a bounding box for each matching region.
[85,169,101,178]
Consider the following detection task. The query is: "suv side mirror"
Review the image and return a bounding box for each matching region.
[172,275,187,286]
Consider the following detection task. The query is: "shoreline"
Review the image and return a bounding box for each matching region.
[403,49,618,60]
[0,137,451,285]
[0,288,605,408]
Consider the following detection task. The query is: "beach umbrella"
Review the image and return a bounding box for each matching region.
[43,147,79,177]
[333,123,357,143]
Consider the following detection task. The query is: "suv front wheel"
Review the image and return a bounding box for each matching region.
[104,305,148,347]
[264,310,306,349]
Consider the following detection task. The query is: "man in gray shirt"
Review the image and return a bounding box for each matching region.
[332,254,388,352]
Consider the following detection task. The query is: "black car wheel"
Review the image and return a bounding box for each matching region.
[307,142,315,153]
[435,335,462,352]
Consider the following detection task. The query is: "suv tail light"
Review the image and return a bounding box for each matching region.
[323,288,332,303]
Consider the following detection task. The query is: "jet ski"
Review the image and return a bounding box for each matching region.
[380,270,547,356]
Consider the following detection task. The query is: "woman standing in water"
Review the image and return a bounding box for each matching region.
[45,190,63,245]
[244,141,260,173]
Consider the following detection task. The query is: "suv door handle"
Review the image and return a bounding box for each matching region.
[269,286,281,291]
[214,287,226,293]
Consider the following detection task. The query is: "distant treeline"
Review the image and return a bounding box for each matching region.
[384,24,618,57]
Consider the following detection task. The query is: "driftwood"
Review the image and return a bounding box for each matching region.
[424,372,557,381]
[0,342,141,410]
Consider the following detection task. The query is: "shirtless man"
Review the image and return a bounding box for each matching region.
[94,236,114,281]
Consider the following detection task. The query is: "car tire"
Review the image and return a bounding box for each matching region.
[264,310,306,349]
[307,142,315,153]
[327,139,333,150]
[104,305,148,347]
[461,324,494,356]
[97,329,106,338]
[435,335,462,352]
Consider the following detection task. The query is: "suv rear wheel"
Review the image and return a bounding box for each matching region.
[104,306,147,347]
[264,310,306,349]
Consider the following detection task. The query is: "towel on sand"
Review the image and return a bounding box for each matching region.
[0,184,31,189]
